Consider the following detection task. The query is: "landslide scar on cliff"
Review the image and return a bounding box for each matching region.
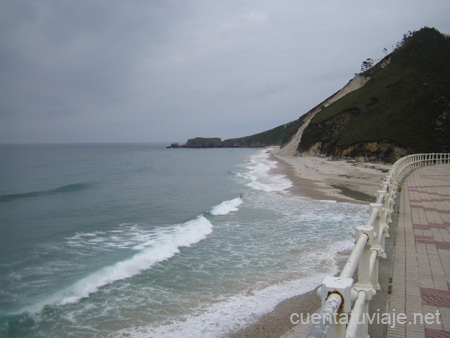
[297,108,361,156]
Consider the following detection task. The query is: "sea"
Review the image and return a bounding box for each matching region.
[0,143,369,337]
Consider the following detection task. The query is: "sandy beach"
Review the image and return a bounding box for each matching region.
[272,150,391,203]
[230,149,391,338]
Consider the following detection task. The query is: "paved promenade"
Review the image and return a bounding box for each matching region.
[386,164,450,338]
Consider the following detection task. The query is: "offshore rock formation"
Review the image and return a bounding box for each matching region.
[166,138,225,148]
[184,137,223,148]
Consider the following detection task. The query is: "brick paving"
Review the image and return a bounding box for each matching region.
[386,164,450,338]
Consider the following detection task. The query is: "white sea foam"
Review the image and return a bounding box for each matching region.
[65,228,137,250]
[243,149,293,192]
[210,197,243,216]
[23,215,213,314]
[114,240,354,338]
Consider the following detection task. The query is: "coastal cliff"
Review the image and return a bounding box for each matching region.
[172,27,450,161]
[295,27,450,161]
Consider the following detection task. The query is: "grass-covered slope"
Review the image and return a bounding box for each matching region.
[180,118,305,148]
[222,118,305,147]
[298,27,450,161]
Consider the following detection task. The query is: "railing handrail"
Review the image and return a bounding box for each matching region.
[306,152,450,338]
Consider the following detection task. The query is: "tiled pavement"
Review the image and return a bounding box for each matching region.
[386,164,450,338]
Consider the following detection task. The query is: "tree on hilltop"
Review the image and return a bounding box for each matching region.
[360,58,374,72]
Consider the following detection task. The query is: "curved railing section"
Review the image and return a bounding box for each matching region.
[306,153,450,338]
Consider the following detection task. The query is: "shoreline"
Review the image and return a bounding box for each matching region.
[230,251,351,338]
[272,149,390,204]
[229,289,320,338]
[230,149,391,338]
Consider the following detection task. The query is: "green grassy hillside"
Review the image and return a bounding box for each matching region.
[298,27,450,160]
[222,117,305,147]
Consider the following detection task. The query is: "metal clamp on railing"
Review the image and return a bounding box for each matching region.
[306,153,450,338]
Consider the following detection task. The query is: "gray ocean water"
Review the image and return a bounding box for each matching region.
[0,143,368,337]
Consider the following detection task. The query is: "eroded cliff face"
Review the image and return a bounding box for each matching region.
[297,108,410,162]
[297,107,410,162]
[277,75,370,157]
[298,108,361,156]
[335,140,410,162]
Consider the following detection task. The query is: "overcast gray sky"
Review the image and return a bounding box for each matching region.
[1,0,449,144]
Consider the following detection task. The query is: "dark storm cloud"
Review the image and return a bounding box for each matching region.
[1,0,450,143]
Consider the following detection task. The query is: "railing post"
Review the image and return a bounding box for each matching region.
[384,183,395,225]
[377,190,390,239]
[368,203,387,291]
[352,226,377,337]
[354,226,376,286]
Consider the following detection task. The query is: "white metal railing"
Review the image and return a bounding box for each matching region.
[306,153,450,338]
